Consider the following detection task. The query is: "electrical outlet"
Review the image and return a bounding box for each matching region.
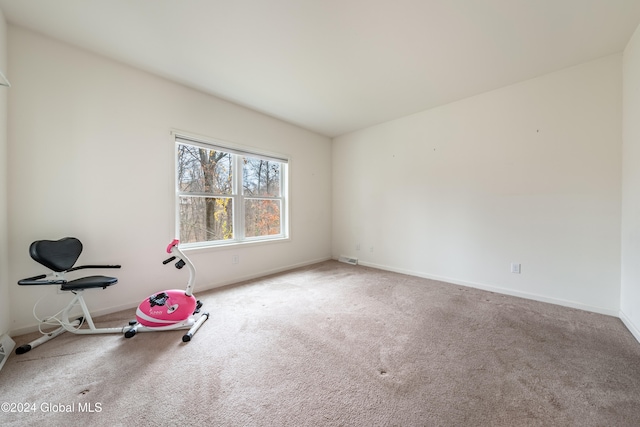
[232,255,239,264]
[356,243,360,251]
[511,263,521,274]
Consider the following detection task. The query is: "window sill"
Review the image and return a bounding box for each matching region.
[180,236,291,253]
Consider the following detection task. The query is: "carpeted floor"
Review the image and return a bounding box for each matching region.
[1,260,639,426]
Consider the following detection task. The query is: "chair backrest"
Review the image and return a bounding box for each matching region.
[29,237,83,272]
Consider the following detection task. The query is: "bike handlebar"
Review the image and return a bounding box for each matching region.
[166,239,180,254]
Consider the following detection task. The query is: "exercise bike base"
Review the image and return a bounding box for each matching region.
[15,344,32,355]
[123,314,206,342]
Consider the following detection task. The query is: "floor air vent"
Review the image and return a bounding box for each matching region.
[0,334,15,372]
[338,256,358,265]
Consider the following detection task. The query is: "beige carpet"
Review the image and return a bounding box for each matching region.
[1,260,639,426]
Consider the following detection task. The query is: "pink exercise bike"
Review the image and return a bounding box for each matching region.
[125,239,208,340]
[16,238,209,354]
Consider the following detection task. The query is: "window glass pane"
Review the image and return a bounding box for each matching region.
[179,196,233,243]
[242,157,281,197]
[245,199,281,237]
[177,144,233,195]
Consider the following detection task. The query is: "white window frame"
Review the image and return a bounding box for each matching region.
[174,133,289,249]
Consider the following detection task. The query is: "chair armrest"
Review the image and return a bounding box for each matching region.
[18,275,67,286]
[67,264,122,273]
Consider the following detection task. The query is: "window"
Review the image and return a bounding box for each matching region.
[175,134,288,247]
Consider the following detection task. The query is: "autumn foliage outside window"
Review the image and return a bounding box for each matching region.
[176,137,287,246]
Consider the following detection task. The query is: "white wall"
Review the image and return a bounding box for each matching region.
[0,9,8,336]
[7,26,332,333]
[333,55,622,315]
[621,23,640,342]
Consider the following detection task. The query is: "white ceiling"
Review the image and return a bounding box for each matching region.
[1,0,639,137]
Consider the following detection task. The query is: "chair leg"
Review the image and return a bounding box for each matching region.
[15,318,82,354]
[16,291,126,355]
[59,291,126,335]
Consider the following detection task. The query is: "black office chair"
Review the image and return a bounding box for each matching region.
[16,237,122,354]
[19,237,120,290]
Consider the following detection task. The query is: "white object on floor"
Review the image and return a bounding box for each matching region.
[0,334,16,371]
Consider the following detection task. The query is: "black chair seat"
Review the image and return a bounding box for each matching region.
[19,237,121,290]
[60,275,118,291]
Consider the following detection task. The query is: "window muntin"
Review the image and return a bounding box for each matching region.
[176,136,288,247]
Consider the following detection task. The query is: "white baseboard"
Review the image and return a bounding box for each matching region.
[17,256,630,343]
[195,255,333,293]
[356,260,620,317]
[619,310,640,344]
